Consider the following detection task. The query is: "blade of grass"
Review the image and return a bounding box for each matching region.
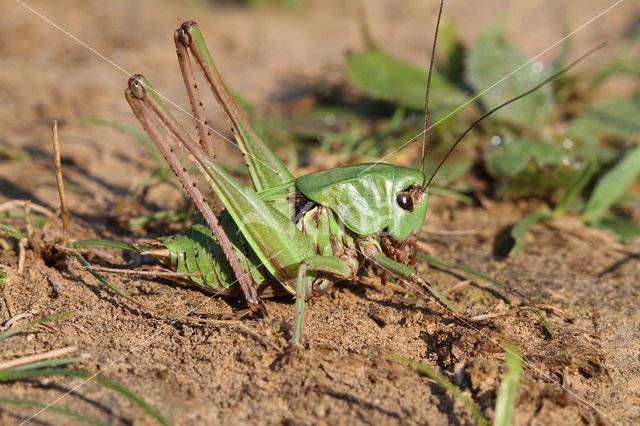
[390,353,487,426]
[71,240,139,300]
[127,208,189,228]
[74,254,132,300]
[594,216,640,241]
[0,211,48,226]
[0,145,31,160]
[429,187,474,204]
[71,239,137,251]
[0,398,110,426]
[0,312,74,341]
[493,342,522,426]
[2,357,84,372]
[418,252,510,290]
[552,160,595,218]
[0,223,25,239]
[582,145,640,223]
[417,252,554,336]
[509,208,552,256]
[0,368,169,425]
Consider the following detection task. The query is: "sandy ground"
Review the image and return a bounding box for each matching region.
[1,0,639,424]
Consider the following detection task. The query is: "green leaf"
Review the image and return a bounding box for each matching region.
[0,369,169,425]
[552,160,596,218]
[567,97,640,144]
[71,239,137,250]
[0,211,48,226]
[485,136,586,198]
[346,50,466,112]
[428,187,473,204]
[424,157,473,185]
[0,398,110,426]
[390,353,488,426]
[2,357,84,372]
[0,145,31,160]
[468,17,554,126]
[0,223,25,240]
[594,216,640,241]
[70,239,140,300]
[418,251,554,336]
[74,254,132,300]
[486,138,566,178]
[509,208,553,256]
[437,16,466,86]
[0,312,74,341]
[493,342,522,426]
[589,62,640,92]
[127,208,190,228]
[581,145,640,223]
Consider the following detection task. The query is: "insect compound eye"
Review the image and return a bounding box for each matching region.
[128,75,145,99]
[396,191,414,212]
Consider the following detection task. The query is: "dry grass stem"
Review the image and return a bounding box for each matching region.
[0,345,79,370]
[52,120,70,245]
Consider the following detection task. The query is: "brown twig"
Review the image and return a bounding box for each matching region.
[52,121,69,245]
[75,264,202,277]
[23,200,41,260]
[0,345,79,370]
[3,313,28,329]
[17,238,28,275]
[45,269,64,295]
[534,303,571,320]
[2,280,16,319]
[42,208,62,236]
[23,200,34,240]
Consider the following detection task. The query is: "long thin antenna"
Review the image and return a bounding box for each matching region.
[420,0,445,173]
[423,41,607,189]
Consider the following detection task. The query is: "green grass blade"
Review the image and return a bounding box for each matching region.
[568,97,640,142]
[0,145,31,160]
[346,49,466,111]
[594,216,640,241]
[509,208,553,256]
[91,374,170,426]
[0,369,169,425]
[418,252,510,290]
[468,17,553,127]
[2,357,84,372]
[581,145,640,223]
[0,312,74,341]
[0,211,48,226]
[552,160,596,218]
[390,353,487,426]
[428,187,474,204]
[0,223,25,239]
[74,254,132,300]
[417,252,554,336]
[493,342,523,426]
[0,398,110,426]
[71,239,137,251]
[71,239,140,300]
[127,208,189,228]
